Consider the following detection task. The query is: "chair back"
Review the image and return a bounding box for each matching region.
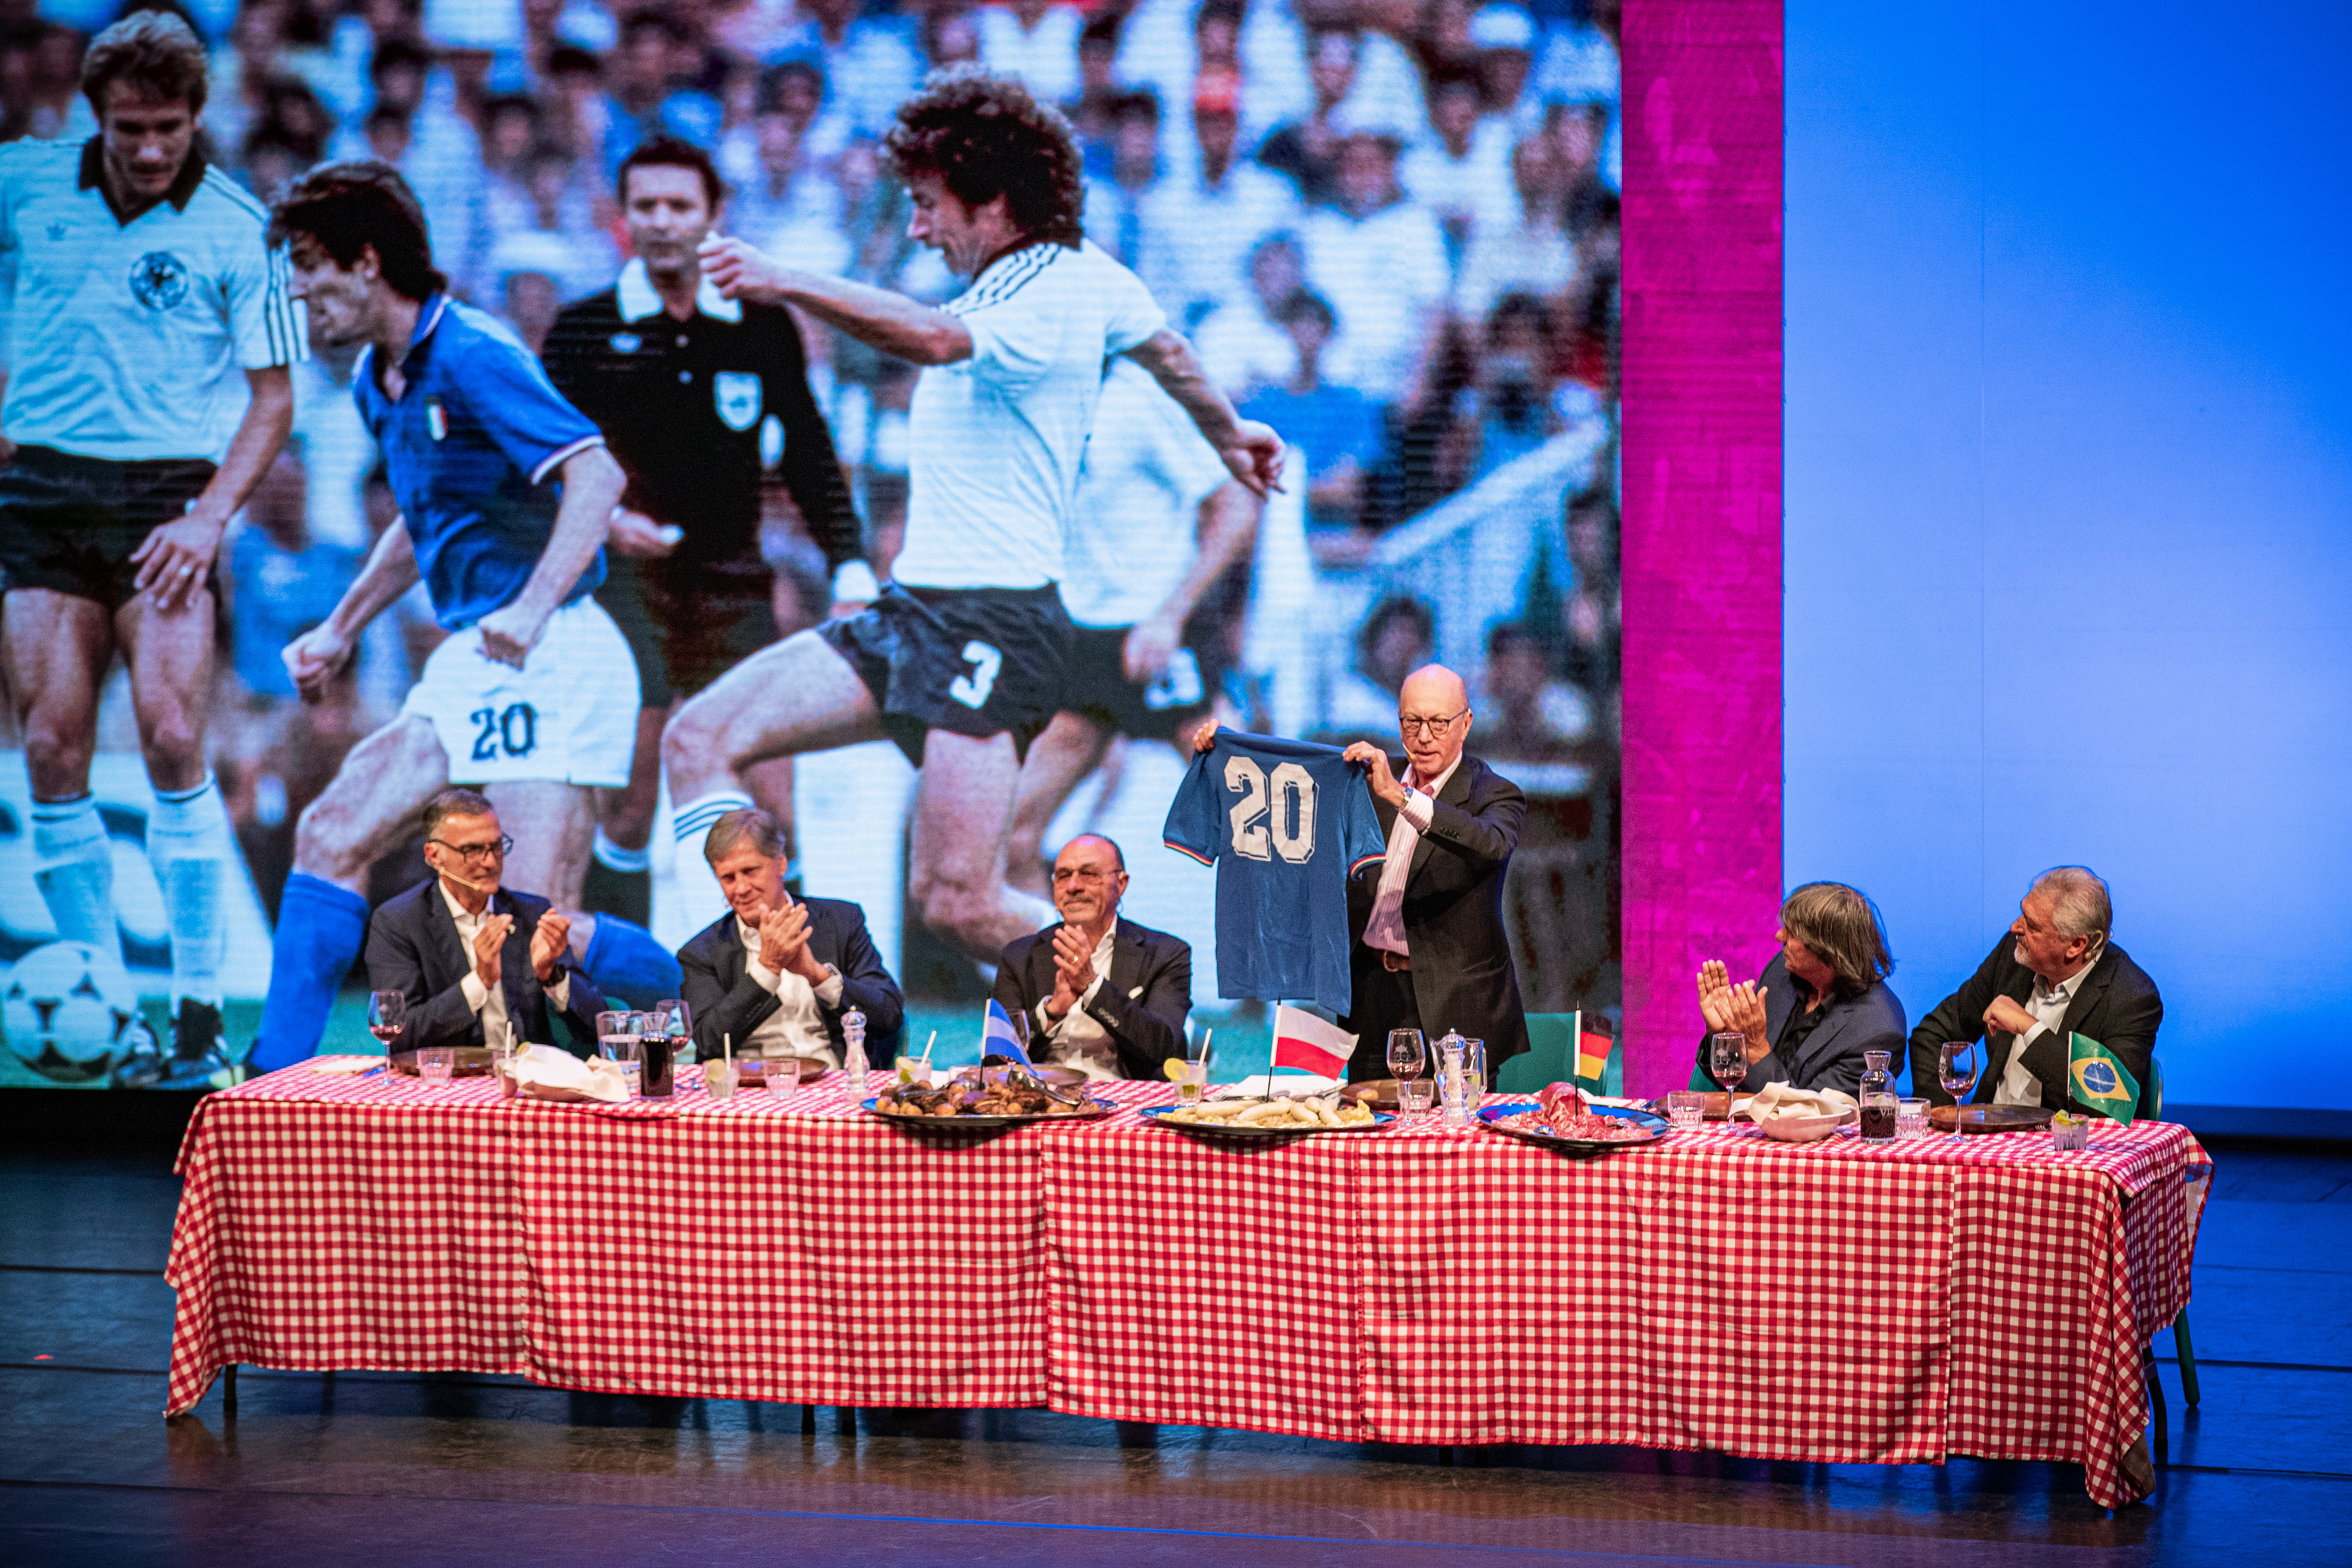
[1501,1011,1621,1096]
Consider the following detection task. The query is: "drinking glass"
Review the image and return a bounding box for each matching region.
[1398,1079,1435,1119]
[416,1046,454,1086]
[367,990,407,1054]
[1709,1032,1749,1113]
[1457,1038,1486,1104]
[1179,1029,1212,1106]
[1896,1096,1930,1139]
[1666,1090,1705,1132]
[598,1011,645,1095]
[1938,1040,1979,1108]
[1385,1029,1426,1105]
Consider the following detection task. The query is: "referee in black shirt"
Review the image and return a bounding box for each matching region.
[542,137,868,924]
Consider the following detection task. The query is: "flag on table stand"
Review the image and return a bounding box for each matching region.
[981,998,1032,1065]
[1271,1005,1356,1079]
[1574,1012,1614,1085]
[2068,1033,2140,1123]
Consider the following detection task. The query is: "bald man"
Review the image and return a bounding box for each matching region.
[991,833,1193,1080]
[1337,664,1528,1079]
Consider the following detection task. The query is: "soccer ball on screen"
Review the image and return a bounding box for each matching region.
[2,941,141,1084]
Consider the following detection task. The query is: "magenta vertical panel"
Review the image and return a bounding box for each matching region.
[1618,0,1784,1094]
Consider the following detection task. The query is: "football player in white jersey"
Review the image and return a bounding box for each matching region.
[0,12,301,1087]
[675,68,1284,963]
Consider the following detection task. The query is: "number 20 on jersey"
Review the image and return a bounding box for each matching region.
[1224,755,1316,863]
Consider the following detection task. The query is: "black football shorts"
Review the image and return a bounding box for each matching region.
[0,445,216,609]
[819,583,1073,766]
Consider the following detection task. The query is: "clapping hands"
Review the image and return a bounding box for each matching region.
[1695,959,1772,1063]
[1046,923,1094,1020]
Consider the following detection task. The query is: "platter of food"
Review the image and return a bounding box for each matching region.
[1481,1083,1668,1153]
[864,1064,1115,1128]
[1141,1091,1390,1137]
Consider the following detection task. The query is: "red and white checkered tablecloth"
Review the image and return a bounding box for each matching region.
[164,1063,1164,1417]
[1041,1104,2207,1511]
[167,1071,2205,1508]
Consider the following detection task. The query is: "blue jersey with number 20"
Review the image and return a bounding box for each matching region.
[1162,731,1388,1014]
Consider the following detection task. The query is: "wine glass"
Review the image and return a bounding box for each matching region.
[1709,1032,1749,1120]
[655,997,692,1048]
[1386,1029,1426,1117]
[367,990,406,1055]
[1938,1040,1979,1114]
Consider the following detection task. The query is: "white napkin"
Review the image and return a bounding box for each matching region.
[1743,1082,1858,1125]
[505,1044,631,1104]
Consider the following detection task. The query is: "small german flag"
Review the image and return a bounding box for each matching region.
[1576,1020,1613,1083]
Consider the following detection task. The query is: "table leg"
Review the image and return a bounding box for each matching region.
[801,1404,817,1436]
[222,1364,236,1417]
[836,1406,857,1439]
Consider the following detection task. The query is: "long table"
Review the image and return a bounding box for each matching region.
[164,1066,2204,1508]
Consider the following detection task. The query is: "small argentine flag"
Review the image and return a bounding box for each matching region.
[2068,1033,2140,1124]
[981,998,1032,1065]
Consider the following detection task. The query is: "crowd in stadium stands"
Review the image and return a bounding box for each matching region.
[0,0,1620,895]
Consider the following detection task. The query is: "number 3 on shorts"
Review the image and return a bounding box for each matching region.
[949,641,1003,710]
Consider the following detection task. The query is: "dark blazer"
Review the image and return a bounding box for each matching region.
[365,878,607,1055]
[678,897,904,1063]
[1339,753,1529,1078]
[1693,952,1907,1096]
[1907,936,2163,1115]
[992,917,1192,1081]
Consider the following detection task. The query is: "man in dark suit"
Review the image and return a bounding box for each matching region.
[676,808,903,1066]
[993,834,1192,1080]
[365,790,607,1054]
[1337,664,1529,1080]
[1694,882,1907,1096]
[1908,865,2163,1115]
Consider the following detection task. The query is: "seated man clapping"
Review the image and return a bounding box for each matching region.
[677,808,904,1068]
[1694,881,1906,1095]
[365,790,607,1053]
[993,835,1191,1080]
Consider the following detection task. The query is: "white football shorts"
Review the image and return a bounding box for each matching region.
[402,598,642,787]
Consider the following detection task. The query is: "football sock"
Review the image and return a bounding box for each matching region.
[252,873,368,1072]
[592,827,650,874]
[580,914,683,1009]
[30,793,118,955]
[146,774,231,1021]
[669,790,752,935]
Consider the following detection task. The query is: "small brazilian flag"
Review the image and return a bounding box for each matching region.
[2068,1033,2140,1124]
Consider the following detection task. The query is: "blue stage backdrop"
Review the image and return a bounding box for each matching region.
[1785,0,2352,1118]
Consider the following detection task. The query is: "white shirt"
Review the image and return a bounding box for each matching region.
[894,240,1167,590]
[1300,199,1450,403]
[442,882,569,1046]
[1363,755,1462,957]
[0,139,303,461]
[1134,160,1300,323]
[1993,947,2101,1106]
[1059,359,1232,628]
[975,4,1085,104]
[737,914,848,1065]
[1034,925,1120,1080]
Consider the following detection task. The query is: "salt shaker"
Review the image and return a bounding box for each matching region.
[1438,1030,1468,1127]
[843,1007,869,1096]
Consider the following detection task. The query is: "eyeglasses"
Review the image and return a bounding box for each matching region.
[1398,709,1467,739]
[429,834,513,863]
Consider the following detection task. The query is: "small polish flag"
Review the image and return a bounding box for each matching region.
[1271,1005,1357,1078]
